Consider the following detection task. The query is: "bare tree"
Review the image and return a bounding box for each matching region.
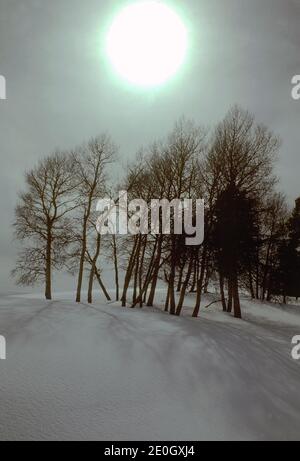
[12,152,77,299]
[72,135,116,303]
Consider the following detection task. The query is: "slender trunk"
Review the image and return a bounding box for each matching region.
[190,258,197,292]
[227,278,233,313]
[176,261,185,292]
[87,265,95,304]
[45,228,52,300]
[95,267,111,301]
[143,239,158,303]
[255,254,260,300]
[112,235,119,301]
[192,247,207,318]
[262,239,273,301]
[76,215,88,303]
[138,236,147,307]
[176,257,193,316]
[248,268,255,299]
[204,265,211,294]
[147,235,163,307]
[169,236,176,315]
[262,222,275,300]
[132,235,142,305]
[121,236,139,307]
[233,272,241,319]
[87,234,101,304]
[219,272,227,312]
[165,284,170,312]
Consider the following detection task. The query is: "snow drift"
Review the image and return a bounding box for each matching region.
[0,292,299,441]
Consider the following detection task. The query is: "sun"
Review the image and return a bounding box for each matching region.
[106,1,188,87]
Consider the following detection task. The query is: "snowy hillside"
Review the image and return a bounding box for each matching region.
[0,291,300,441]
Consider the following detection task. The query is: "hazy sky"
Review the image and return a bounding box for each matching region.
[0,0,299,291]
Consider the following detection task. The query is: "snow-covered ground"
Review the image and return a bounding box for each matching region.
[0,290,300,441]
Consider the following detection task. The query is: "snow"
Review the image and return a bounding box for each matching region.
[0,290,300,441]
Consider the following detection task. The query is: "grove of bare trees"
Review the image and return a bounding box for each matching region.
[12,107,300,318]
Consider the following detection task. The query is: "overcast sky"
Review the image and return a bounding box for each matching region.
[0,0,299,291]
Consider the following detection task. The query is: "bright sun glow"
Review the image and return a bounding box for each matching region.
[106,1,188,87]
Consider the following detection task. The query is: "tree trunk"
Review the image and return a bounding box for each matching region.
[45,229,52,300]
[112,235,119,301]
[138,236,147,307]
[176,257,193,316]
[255,253,260,300]
[233,272,242,319]
[204,264,211,294]
[262,225,275,301]
[87,266,95,304]
[248,268,255,299]
[219,273,227,312]
[95,267,111,301]
[176,261,185,292]
[190,258,198,292]
[87,234,101,304]
[121,236,139,307]
[132,235,142,306]
[165,284,170,312]
[142,239,158,303]
[147,235,163,307]
[168,236,176,315]
[192,247,207,318]
[76,215,88,303]
[227,278,233,313]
